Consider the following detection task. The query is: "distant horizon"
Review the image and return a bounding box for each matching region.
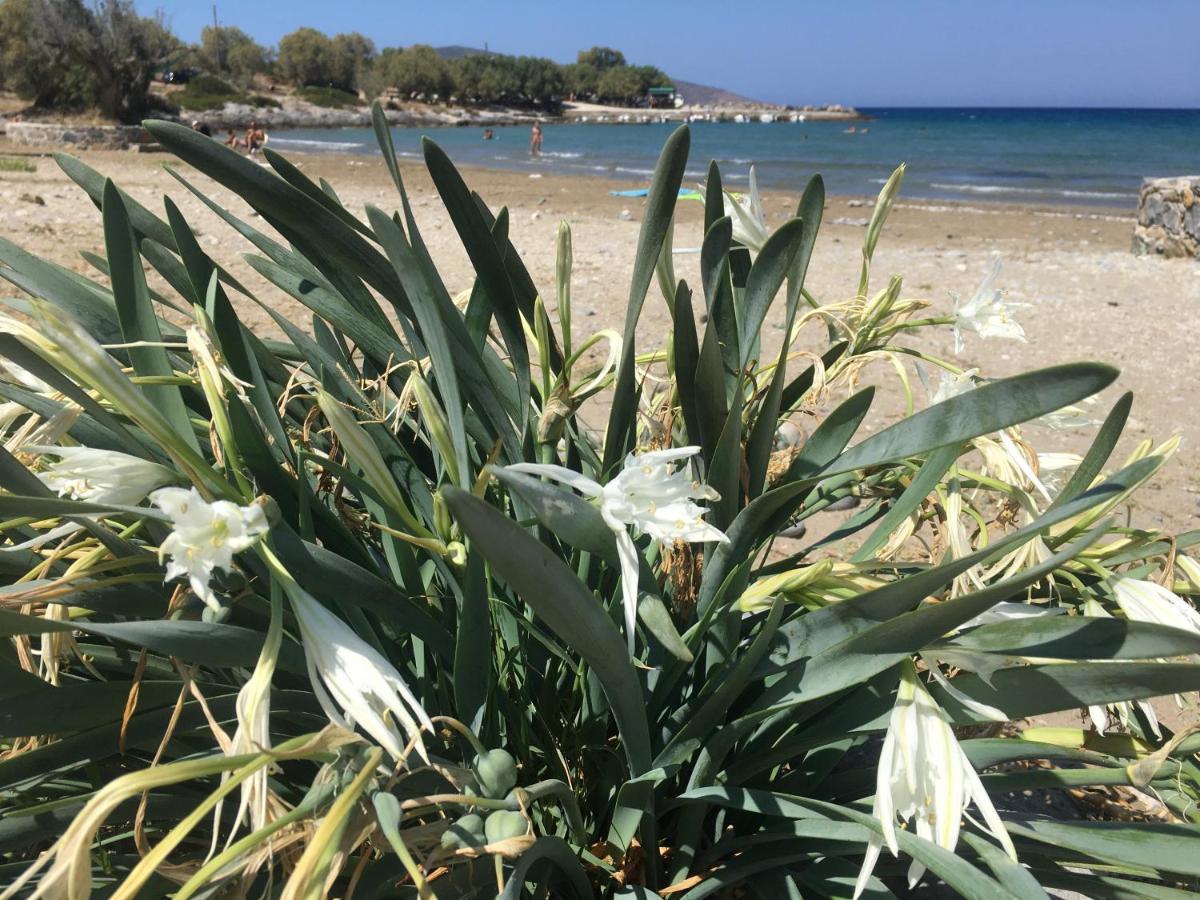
[138,0,1199,109]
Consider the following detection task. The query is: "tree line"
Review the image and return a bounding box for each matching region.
[0,0,672,123]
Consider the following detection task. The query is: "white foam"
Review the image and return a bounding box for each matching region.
[930,182,1127,199]
[268,138,367,151]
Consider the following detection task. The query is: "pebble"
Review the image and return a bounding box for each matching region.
[832,216,869,227]
[619,209,633,221]
[18,193,44,205]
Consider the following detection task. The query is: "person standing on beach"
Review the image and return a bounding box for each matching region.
[530,121,543,157]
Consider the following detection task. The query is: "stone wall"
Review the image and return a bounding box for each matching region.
[4,122,150,151]
[1133,176,1200,259]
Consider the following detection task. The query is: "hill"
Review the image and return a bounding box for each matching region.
[434,45,494,60]
[671,78,765,107]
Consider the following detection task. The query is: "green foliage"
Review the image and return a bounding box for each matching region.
[294,84,360,107]
[173,73,240,110]
[0,156,36,173]
[0,0,176,122]
[368,43,453,101]
[577,45,627,69]
[197,24,271,86]
[0,106,1196,899]
[275,26,374,92]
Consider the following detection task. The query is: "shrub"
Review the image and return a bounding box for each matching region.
[0,156,36,173]
[173,73,242,110]
[0,104,1197,897]
[295,84,361,108]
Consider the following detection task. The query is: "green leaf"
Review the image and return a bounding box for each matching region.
[609,766,675,854]
[1007,820,1200,877]
[0,680,182,738]
[102,180,200,454]
[421,138,531,431]
[700,363,1120,618]
[937,662,1200,723]
[674,789,1016,900]
[834,363,1117,477]
[144,120,413,322]
[1047,391,1131,512]
[444,487,651,775]
[498,836,593,900]
[454,552,491,730]
[936,616,1200,661]
[604,125,690,472]
[853,443,959,561]
[0,608,271,669]
[739,218,804,370]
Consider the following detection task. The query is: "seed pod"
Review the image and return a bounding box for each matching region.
[484,810,527,844]
[472,748,518,799]
[441,812,486,850]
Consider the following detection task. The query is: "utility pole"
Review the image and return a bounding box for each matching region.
[212,5,222,75]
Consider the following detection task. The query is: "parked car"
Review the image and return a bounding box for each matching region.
[161,68,198,85]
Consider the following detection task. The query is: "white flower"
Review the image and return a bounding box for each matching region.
[928,368,978,405]
[507,447,728,653]
[1111,577,1200,636]
[854,661,1016,899]
[150,487,269,611]
[31,445,174,506]
[286,583,433,762]
[952,257,1027,355]
[698,167,769,252]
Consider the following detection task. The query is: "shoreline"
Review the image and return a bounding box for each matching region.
[1,134,1137,216]
[0,142,1194,533]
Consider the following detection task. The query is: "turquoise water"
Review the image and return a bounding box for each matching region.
[267,108,1200,208]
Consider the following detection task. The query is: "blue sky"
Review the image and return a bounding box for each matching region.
[143,0,1198,107]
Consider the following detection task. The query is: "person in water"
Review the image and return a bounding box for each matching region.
[483,128,495,140]
[529,121,543,156]
[245,121,266,157]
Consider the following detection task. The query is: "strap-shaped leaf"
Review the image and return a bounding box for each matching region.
[444,487,651,775]
[937,661,1200,722]
[144,119,413,319]
[421,138,531,430]
[853,443,960,561]
[936,616,1200,660]
[1006,820,1200,878]
[739,218,804,370]
[102,180,201,454]
[604,126,690,472]
[0,608,275,669]
[674,788,1016,900]
[1047,391,1131,512]
[0,680,182,738]
[699,362,1118,617]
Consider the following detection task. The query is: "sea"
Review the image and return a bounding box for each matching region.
[265,108,1200,209]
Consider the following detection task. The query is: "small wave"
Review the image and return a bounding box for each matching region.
[540,151,583,158]
[268,138,367,151]
[930,182,1127,199]
[615,166,655,176]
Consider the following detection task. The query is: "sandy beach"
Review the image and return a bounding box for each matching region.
[2,140,1197,531]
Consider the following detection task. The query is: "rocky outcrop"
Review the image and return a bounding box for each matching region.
[194,100,542,132]
[4,122,151,150]
[1133,176,1200,259]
